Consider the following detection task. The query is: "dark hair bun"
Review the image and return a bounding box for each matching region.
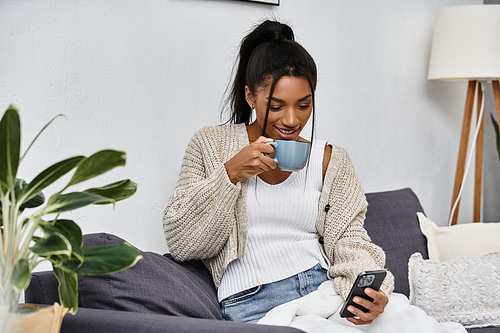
[254,20,294,43]
[241,21,294,59]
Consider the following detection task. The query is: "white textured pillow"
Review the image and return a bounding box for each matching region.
[408,252,500,328]
[417,212,500,262]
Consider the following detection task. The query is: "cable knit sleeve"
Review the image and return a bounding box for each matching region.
[319,146,395,299]
[163,127,242,261]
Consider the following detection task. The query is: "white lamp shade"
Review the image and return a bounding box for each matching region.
[428,5,500,81]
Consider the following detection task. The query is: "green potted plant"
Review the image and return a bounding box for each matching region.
[0,105,142,319]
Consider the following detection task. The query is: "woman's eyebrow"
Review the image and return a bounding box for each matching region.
[298,94,312,102]
[268,97,285,103]
[267,94,312,103]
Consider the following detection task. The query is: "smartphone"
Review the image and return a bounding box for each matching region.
[339,269,387,318]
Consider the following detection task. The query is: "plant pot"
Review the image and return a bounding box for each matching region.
[0,303,67,333]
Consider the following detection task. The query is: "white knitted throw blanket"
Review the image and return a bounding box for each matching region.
[258,280,467,333]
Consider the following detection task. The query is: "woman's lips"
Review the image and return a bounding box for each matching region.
[274,126,299,140]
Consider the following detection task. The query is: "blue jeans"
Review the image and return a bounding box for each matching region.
[220,264,328,323]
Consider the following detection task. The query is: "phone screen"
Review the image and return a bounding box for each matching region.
[339,270,387,318]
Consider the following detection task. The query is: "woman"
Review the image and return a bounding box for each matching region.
[163,20,393,325]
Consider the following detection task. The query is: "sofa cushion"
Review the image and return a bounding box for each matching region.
[417,213,500,262]
[77,233,222,320]
[409,252,500,328]
[364,188,428,297]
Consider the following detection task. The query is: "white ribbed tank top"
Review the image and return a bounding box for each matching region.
[218,140,327,302]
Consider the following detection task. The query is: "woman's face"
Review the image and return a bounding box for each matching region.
[246,76,313,142]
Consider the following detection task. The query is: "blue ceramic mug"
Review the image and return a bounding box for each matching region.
[266,140,311,172]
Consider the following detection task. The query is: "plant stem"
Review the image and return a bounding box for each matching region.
[0,190,20,311]
[6,187,16,280]
[19,213,44,261]
[2,193,10,263]
[0,195,7,269]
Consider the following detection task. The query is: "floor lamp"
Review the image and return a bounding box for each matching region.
[427,5,500,225]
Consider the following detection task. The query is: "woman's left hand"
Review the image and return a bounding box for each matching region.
[346,288,388,325]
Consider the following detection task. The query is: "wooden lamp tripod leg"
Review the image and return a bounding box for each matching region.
[450,80,477,225]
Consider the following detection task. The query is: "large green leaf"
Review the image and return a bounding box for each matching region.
[38,220,84,265]
[51,219,83,247]
[84,179,137,203]
[491,113,500,163]
[11,258,30,292]
[53,267,78,315]
[43,192,115,215]
[67,150,126,187]
[15,179,45,208]
[0,106,21,190]
[22,191,45,208]
[31,233,72,257]
[63,242,142,275]
[21,156,84,203]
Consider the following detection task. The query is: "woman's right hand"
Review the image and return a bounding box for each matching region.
[224,136,277,184]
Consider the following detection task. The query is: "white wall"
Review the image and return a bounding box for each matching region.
[1,0,492,263]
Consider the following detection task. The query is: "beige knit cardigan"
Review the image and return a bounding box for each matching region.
[163,123,394,299]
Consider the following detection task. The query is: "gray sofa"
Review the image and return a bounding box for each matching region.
[25,188,498,332]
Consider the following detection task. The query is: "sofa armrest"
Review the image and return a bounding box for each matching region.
[58,307,304,333]
[25,271,60,305]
